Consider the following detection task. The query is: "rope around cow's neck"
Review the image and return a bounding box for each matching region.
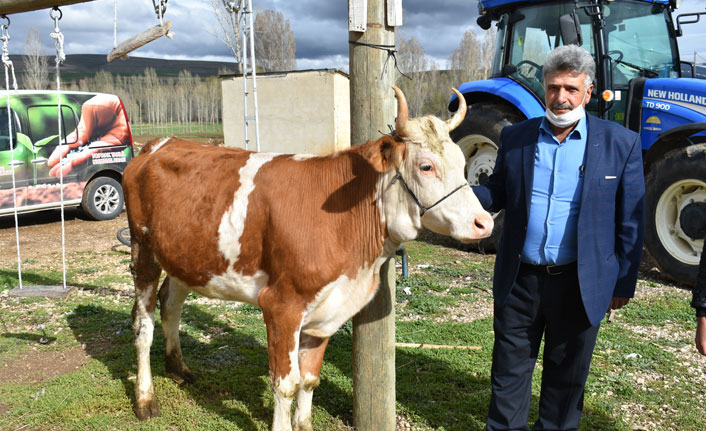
[391,171,469,217]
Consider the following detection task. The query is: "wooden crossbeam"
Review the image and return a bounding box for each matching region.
[107,21,172,62]
[0,0,94,15]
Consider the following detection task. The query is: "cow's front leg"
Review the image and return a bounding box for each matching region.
[261,297,305,431]
[293,334,329,431]
[131,243,162,420]
[158,277,195,385]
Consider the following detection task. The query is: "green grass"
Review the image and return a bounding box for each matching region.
[0,239,702,430]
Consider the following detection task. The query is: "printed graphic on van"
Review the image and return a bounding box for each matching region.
[0,91,133,219]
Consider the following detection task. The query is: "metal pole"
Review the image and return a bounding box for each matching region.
[239,0,249,150]
[246,0,260,151]
[349,0,396,429]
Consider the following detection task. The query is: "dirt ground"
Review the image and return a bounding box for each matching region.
[0,208,128,264]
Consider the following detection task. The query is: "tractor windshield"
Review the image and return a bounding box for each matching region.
[604,1,679,85]
[502,2,594,102]
[496,0,679,117]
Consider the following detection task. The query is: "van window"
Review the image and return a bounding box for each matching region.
[0,107,19,151]
[27,105,77,146]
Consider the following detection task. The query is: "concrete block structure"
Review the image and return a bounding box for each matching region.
[221,69,350,155]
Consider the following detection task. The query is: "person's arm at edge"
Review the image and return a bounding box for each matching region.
[692,250,706,355]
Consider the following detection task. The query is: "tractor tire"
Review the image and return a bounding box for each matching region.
[645,144,706,287]
[450,103,523,252]
[81,176,124,221]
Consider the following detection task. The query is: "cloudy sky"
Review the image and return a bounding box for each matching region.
[5,0,706,70]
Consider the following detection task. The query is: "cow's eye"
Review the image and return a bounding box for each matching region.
[420,163,433,172]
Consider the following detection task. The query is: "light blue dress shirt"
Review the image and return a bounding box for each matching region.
[521,115,587,266]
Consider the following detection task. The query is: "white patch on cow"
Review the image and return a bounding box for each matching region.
[200,268,269,305]
[272,319,303,431]
[301,253,391,338]
[161,278,190,355]
[376,168,422,244]
[272,390,294,431]
[293,372,317,430]
[140,226,149,234]
[290,153,316,161]
[134,283,156,402]
[218,152,277,264]
[149,137,172,154]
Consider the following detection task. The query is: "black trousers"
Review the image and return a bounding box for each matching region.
[486,265,601,431]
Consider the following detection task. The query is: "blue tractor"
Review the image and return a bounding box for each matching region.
[449,0,706,286]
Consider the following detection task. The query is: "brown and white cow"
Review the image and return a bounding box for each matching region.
[123,86,492,431]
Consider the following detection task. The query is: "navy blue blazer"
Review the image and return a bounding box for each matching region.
[472,114,645,326]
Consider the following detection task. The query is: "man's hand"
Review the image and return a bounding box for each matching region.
[46,94,128,177]
[609,296,631,311]
[696,316,706,356]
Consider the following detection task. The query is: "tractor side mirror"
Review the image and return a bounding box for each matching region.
[559,12,583,46]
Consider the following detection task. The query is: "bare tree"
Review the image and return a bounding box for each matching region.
[21,26,48,90]
[254,9,296,72]
[448,27,496,84]
[395,35,431,117]
[210,0,242,71]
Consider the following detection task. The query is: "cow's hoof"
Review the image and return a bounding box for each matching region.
[133,398,160,421]
[293,421,313,431]
[166,356,196,385]
[167,367,196,385]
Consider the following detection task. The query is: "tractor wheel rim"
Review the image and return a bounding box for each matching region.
[457,134,498,187]
[94,184,119,215]
[655,178,706,265]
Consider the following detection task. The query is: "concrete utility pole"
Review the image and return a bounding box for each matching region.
[349,0,396,430]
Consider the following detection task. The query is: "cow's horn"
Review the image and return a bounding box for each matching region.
[392,85,409,137]
[446,88,467,131]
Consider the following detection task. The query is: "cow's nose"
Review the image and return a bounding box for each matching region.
[472,213,494,238]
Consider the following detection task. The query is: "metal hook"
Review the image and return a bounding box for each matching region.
[1,15,10,29]
[50,7,63,21]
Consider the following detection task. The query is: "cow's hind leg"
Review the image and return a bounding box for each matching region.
[158,277,195,385]
[260,297,305,431]
[131,242,162,421]
[293,334,329,431]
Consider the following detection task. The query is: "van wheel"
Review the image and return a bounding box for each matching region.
[450,102,523,252]
[82,177,124,221]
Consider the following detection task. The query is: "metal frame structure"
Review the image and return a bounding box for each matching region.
[224,0,260,151]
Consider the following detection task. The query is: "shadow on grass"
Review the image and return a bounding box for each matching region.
[62,301,623,431]
[0,269,131,297]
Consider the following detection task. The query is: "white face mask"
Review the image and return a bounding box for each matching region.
[545,90,588,128]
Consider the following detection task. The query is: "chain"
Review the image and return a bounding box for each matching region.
[152,0,168,26]
[1,16,17,91]
[50,7,65,65]
[222,0,237,13]
[50,7,68,290]
[2,14,22,288]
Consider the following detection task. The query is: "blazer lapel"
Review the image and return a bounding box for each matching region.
[580,114,605,204]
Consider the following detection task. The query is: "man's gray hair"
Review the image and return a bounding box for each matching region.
[543,45,595,87]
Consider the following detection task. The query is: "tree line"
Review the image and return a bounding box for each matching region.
[17,6,495,136]
[63,69,224,135]
[394,27,497,119]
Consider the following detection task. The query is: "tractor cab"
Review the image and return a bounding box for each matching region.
[482,0,681,125]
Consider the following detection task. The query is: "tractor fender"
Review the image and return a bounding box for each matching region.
[448,77,545,120]
[644,121,706,170]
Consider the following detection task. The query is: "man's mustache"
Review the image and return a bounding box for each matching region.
[551,102,575,111]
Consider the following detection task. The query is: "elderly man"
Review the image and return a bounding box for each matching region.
[472,45,645,430]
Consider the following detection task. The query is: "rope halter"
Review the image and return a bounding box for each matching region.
[391,171,469,217]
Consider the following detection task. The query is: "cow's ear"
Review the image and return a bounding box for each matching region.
[367,136,407,172]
